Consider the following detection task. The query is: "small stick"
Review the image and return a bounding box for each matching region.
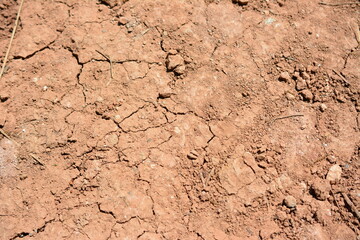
[269,114,304,125]
[204,168,215,187]
[319,1,360,6]
[29,153,44,166]
[0,128,20,145]
[1,129,45,166]
[341,192,360,220]
[0,0,25,80]
[199,171,206,188]
[95,50,114,86]
[332,69,349,85]
[350,21,360,45]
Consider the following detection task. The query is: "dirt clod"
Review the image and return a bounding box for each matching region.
[166,54,185,75]
[311,180,331,201]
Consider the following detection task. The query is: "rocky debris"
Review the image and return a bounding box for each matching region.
[300,90,313,101]
[283,195,297,208]
[311,180,330,201]
[166,54,186,75]
[326,165,342,182]
[278,72,291,82]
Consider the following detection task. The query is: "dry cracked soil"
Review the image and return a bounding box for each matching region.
[0,0,359,239]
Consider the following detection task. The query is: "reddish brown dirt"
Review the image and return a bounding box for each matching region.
[0,0,359,239]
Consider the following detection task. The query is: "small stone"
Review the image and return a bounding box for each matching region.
[300,90,313,101]
[168,49,178,55]
[296,78,307,91]
[118,17,128,25]
[284,195,297,208]
[326,164,342,182]
[0,92,9,102]
[319,103,327,112]
[105,133,118,146]
[286,92,296,100]
[311,180,330,201]
[232,0,249,5]
[277,0,285,6]
[278,72,291,82]
[301,71,310,80]
[326,155,336,163]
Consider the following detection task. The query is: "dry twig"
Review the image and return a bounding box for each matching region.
[0,0,25,80]
[350,21,360,45]
[96,50,114,86]
[269,114,304,125]
[0,128,19,145]
[341,192,360,220]
[319,1,360,6]
[332,69,349,85]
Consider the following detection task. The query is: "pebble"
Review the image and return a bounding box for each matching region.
[233,0,249,5]
[300,71,310,80]
[118,17,128,25]
[0,92,9,102]
[300,90,313,101]
[284,195,297,208]
[296,79,307,91]
[286,92,296,100]
[319,103,327,112]
[326,164,342,182]
[106,133,118,146]
[278,72,291,82]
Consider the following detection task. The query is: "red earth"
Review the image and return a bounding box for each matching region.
[0,0,359,239]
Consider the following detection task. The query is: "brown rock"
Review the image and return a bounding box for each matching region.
[118,17,128,25]
[233,0,249,5]
[300,90,313,101]
[278,72,291,82]
[319,103,327,112]
[284,195,297,208]
[296,78,307,91]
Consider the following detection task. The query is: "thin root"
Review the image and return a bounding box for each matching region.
[341,192,360,221]
[319,1,360,6]
[0,0,25,80]
[96,50,114,86]
[269,114,304,125]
